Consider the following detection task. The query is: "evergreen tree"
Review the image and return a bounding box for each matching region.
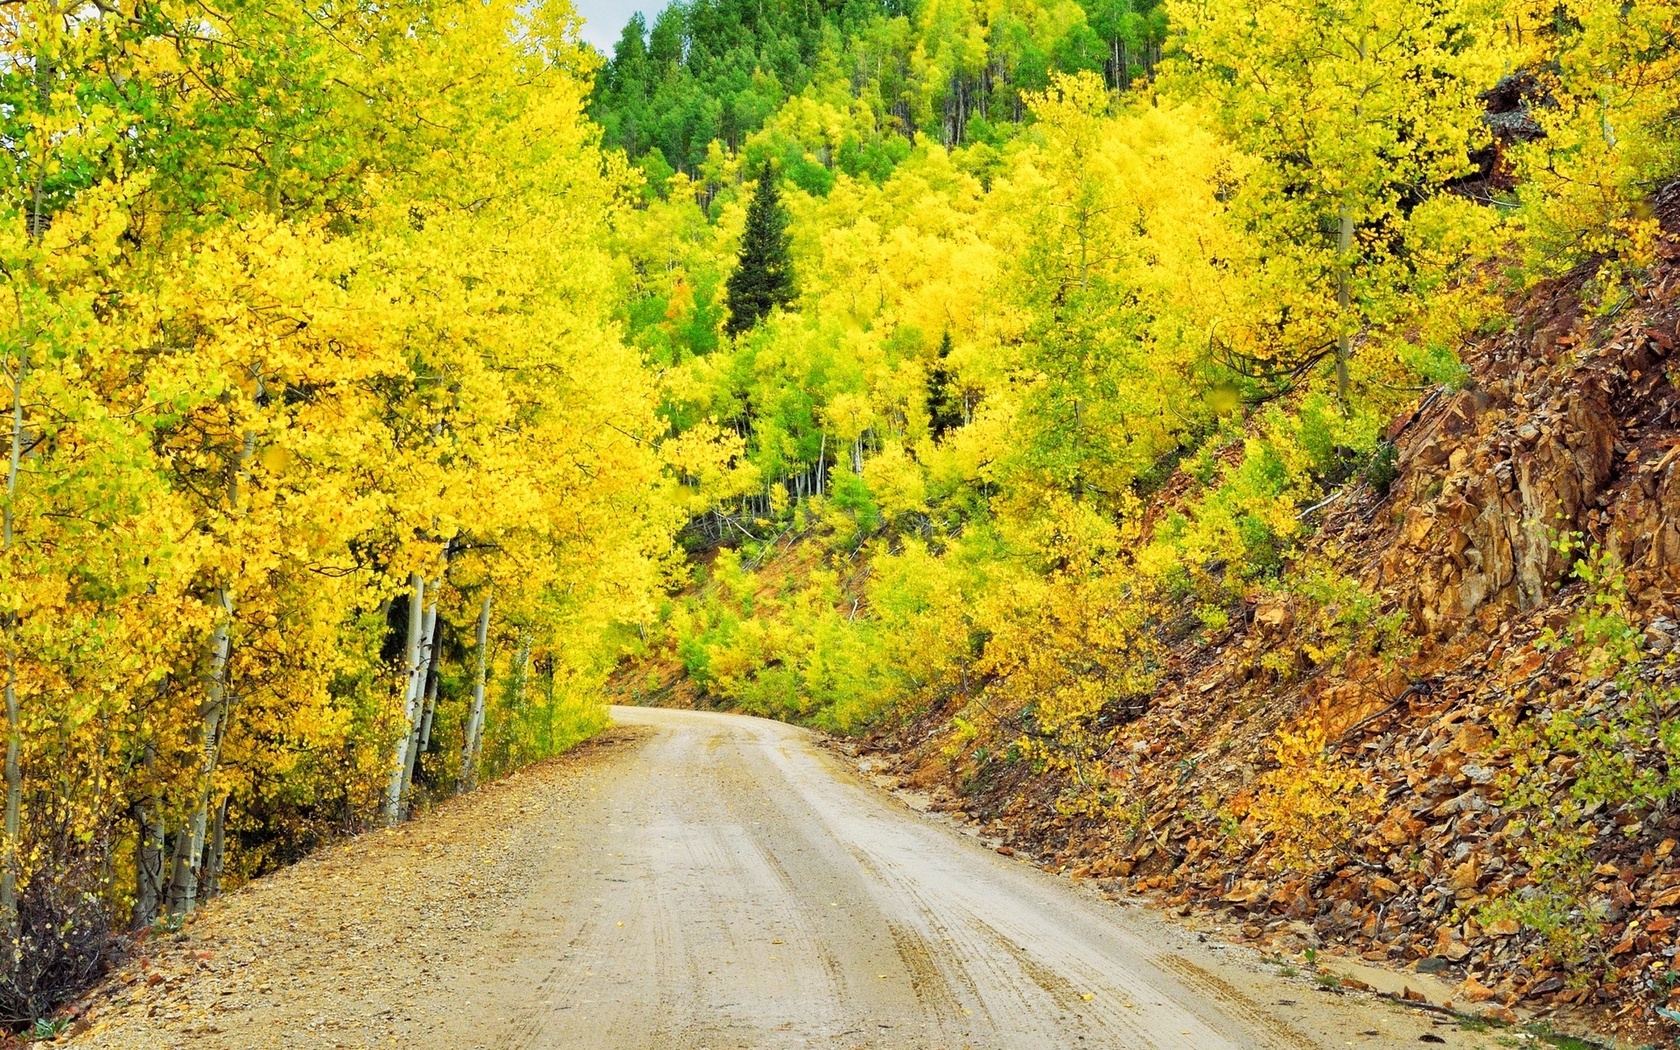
[600,14,651,155]
[725,164,796,336]
[928,331,968,438]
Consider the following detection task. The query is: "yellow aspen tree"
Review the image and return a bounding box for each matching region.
[1167,0,1508,402]
[1507,0,1680,277]
[0,0,200,951]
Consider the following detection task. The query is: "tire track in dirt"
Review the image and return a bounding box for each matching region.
[66,709,1513,1050]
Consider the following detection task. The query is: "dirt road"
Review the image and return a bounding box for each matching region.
[69,708,1506,1049]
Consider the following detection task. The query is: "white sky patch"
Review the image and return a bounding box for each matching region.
[571,0,669,53]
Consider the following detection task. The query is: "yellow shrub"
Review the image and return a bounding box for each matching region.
[1237,724,1382,873]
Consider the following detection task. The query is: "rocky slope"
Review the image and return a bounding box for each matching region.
[867,192,1680,1043]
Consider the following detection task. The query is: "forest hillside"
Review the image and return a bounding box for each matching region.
[598,0,1680,1039]
[847,198,1680,1040]
[618,209,1680,1039]
[0,0,1677,1039]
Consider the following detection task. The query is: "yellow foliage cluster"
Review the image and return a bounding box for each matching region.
[1509,0,1680,283]
[1233,725,1385,874]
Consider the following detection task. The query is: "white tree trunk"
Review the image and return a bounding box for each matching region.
[1336,206,1355,406]
[167,587,233,917]
[513,636,531,712]
[509,634,531,761]
[204,794,229,901]
[417,651,441,754]
[398,598,439,817]
[0,674,18,937]
[165,422,254,918]
[459,594,492,793]
[382,574,428,824]
[132,742,165,927]
[1,291,28,936]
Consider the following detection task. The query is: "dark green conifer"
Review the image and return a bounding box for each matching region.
[724,164,796,337]
[928,330,967,438]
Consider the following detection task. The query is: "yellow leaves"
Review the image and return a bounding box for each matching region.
[1023,71,1110,142]
[861,442,927,519]
[659,421,755,508]
[1510,0,1680,282]
[1235,722,1383,873]
[822,392,876,443]
[795,148,997,346]
[1165,0,1509,384]
[0,0,680,935]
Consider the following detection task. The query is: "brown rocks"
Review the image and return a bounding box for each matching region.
[1458,976,1496,1002]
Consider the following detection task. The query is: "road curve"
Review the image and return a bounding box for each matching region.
[436,707,1485,1050]
[67,706,1503,1049]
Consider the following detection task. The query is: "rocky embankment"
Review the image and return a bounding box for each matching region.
[870,196,1680,1043]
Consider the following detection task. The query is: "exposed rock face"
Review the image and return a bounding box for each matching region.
[1380,287,1673,632]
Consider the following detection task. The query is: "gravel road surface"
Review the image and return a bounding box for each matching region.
[68,707,1505,1049]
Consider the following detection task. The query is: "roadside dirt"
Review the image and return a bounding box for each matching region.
[64,709,1515,1049]
[61,729,647,1048]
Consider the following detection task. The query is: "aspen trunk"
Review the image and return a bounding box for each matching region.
[459,594,492,793]
[541,656,555,753]
[0,674,17,938]
[204,794,229,901]
[399,599,440,816]
[0,286,29,937]
[417,639,441,754]
[168,428,256,916]
[511,634,532,759]
[507,631,527,762]
[383,574,428,824]
[132,801,164,928]
[163,830,191,919]
[513,637,531,711]
[167,587,233,917]
[1335,206,1355,406]
[132,740,164,927]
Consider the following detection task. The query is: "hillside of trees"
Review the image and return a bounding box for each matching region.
[1,0,1678,1037]
[589,0,1168,172]
[597,0,1680,1036]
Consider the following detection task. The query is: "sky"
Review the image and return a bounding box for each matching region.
[573,0,666,52]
